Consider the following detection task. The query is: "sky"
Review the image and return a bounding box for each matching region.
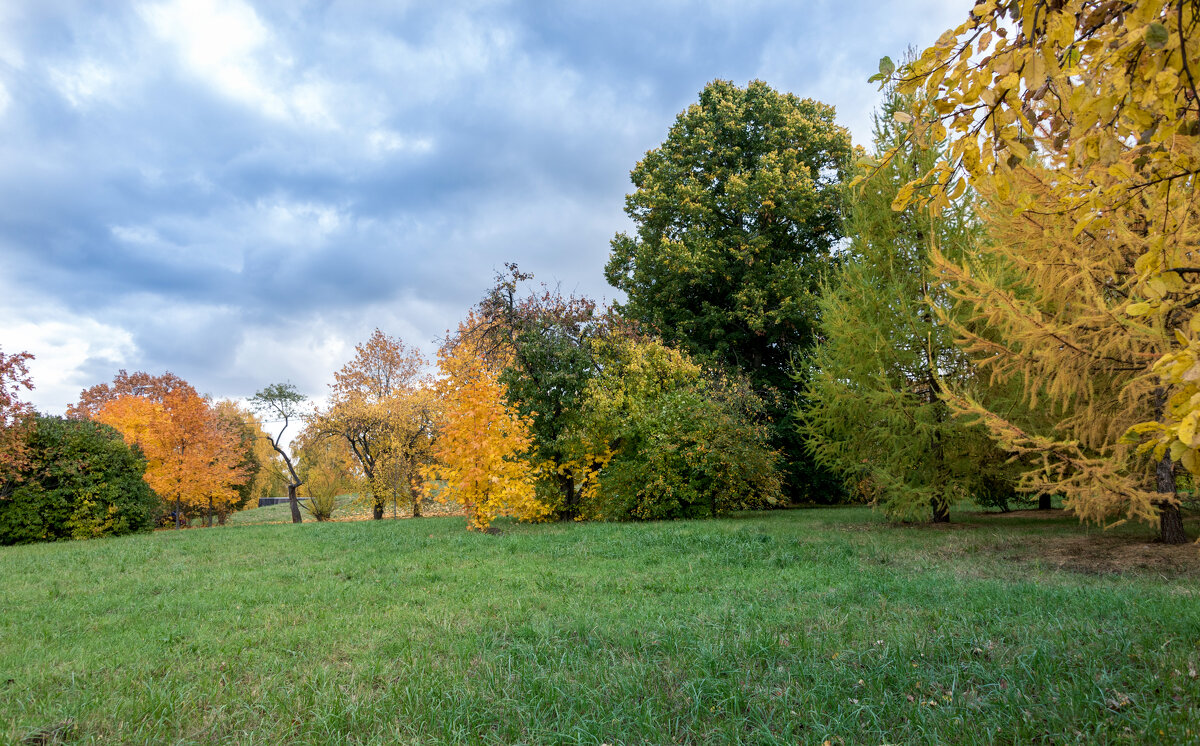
[0,0,968,416]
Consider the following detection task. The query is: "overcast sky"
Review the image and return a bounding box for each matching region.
[1,0,968,415]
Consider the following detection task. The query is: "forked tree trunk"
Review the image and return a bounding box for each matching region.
[1156,454,1188,544]
[287,483,303,524]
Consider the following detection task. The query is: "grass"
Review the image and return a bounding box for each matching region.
[222,494,464,526]
[2,507,1199,745]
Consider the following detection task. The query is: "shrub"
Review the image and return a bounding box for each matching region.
[0,416,158,544]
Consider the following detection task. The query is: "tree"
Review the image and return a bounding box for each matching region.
[467,265,612,519]
[293,423,358,521]
[95,388,248,528]
[801,85,1018,522]
[579,336,783,520]
[68,369,193,419]
[605,78,854,499]
[0,415,158,545]
[425,317,548,531]
[212,399,265,525]
[249,382,310,524]
[880,1,1200,542]
[0,348,35,486]
[321,329,431,520]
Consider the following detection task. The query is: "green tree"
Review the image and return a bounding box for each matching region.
[468,265,611,519]
[580,336,783,521]
[605,79,854,499]
[802,86,1017,522]
[0,415,158,545]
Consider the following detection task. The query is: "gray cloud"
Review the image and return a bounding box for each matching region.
[0,0,969,413]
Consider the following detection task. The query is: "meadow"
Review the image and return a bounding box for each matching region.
[2,506,1198,745]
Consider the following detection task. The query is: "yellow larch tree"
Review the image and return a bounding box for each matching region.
[873,0,1200,542]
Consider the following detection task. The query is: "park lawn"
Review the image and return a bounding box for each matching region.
[222,495,464,527]
[1,507,1198,745]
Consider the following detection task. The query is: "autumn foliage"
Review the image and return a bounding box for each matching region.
[90,376,248,527]
[0,348,35,482]
[864,0,1200,541]
[425,319,547,531]
[320,329,436,519]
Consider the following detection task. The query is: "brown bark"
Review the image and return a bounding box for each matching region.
[1156,453,1188,544]
[373,497,384,520]
[931,497,950,523]
[560,473,577,521]
[287,483,303,524]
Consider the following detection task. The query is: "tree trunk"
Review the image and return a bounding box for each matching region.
[411,484,422,518]
[288,483,303,524]
[931,497,950,523]
[373,496,384,520]
[1038,493,1052,511]
[217,511,227,526]
[1156,453,1188,544]
[560,473,576,521]
[175,497,182,529]
[206,497,213,527]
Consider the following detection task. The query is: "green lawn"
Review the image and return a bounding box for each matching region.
[2,507,1198,745]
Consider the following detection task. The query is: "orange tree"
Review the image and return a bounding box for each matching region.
[94,387,247,528]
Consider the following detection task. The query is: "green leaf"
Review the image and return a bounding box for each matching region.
[878,56,895,77]
[1145,22,1169,50]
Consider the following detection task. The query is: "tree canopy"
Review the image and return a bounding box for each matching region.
[605,78,854,498]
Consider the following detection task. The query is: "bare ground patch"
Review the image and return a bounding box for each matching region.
[1002,533,1200,577]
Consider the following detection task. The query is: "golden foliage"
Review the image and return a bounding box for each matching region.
[424,317,547,531]
[882,0,1200,531]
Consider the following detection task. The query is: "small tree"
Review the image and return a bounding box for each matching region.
[321,330,429,520]
[250,383,309,524]
[0,348,35,488]
[580,337,783,521]
[425,319,547,531]
[294,427,356,522]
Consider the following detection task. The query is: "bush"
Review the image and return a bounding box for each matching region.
[581,338,783,521]
[0,416,159,544]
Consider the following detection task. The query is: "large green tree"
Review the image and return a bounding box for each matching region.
[605,79,854,499]
[801,88,1017,522]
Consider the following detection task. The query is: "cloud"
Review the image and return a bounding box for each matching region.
[1,0,974,417]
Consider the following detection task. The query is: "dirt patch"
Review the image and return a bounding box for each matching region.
[975,508,1072,520]
[1013,533,1200,576]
